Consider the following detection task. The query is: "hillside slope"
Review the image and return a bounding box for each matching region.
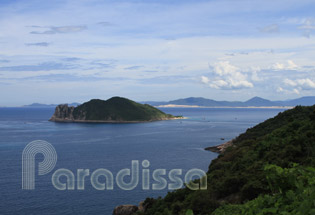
[139,105,315,215]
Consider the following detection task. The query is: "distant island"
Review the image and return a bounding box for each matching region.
[145,96,315,108]
[24,102,80,108]
[49,97,181,123]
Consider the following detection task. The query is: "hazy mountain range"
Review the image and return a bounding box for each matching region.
[20,96,315,108]
[145,96,315,107]
[23,102,80,108]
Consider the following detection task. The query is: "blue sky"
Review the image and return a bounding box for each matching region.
[0,0,315,105]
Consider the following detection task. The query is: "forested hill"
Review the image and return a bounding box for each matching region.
[50,97,178,123]
[139,105,315,215]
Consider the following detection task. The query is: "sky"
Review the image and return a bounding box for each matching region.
[0,0,315,106]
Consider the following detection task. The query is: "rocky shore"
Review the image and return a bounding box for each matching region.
[204,140,234,153]
[113,202,148,215]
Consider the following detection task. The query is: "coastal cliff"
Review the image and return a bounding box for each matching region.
[49,104,76,121]
[49,97,180,123]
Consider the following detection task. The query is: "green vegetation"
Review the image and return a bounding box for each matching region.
[70,97,176,122]
[213,164,315,215]
[137,105,315,215]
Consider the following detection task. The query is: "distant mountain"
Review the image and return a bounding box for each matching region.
[151,97,243,107]
[243,97,277,106]
[22,96,315,108]
[277,96,315,106]
[24,102,80,108]
[145,96,315,107]
[168,97,222,106]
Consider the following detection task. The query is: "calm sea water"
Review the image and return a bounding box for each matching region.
[0,107,286,215]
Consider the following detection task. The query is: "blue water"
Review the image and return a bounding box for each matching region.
[0,107,286,215]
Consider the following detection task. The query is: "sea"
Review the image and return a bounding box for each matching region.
[0,107,287,215]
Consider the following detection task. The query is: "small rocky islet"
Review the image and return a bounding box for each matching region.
[49,96,182,123]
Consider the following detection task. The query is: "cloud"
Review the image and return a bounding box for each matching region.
[97,22,112,27]
[142,70,158,73]
[283,78,297,87]
[278,76,315,95]
[2,73,130,83]
[0,62,73,72]
[272,60,298,70]
[277,86,300,95]
[0,59,10,63]
[201,76,210,84]
[293,88,300,94]
[296,79,315,89]
[298,19,315,38]
[30,25,87,34]
[21,74,106,82]
[287,60,298,69]
[284,78,315,90]
[61,57,81,62]
[276,87,284,93]
[25,42,50,47]
[138,75,191,85]
[260,24,279,33]
[201,61,254,90]
[90,62,112,69]
[251,68,263,81]
[125,66,143,70]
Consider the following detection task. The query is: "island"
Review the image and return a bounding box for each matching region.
[49,96,182,123]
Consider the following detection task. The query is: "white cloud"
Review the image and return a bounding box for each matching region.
[201,76,210,84]
[201,61,253,90]
[293,88,300,94]
[29,26,87,34]
[284,78,315,89]
[276,87,284,93]
[260,24,279,33]
[277,86,301,95]
[210,80,229,89]
[299,19,315,30]
[251,70,263,81]
[284,78,297,87]
[287,60,298,69]
[272,60,298,70]
[298,18,315,38]
[296,78,315,89]
[273,62,285,70]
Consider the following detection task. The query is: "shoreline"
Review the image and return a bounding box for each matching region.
[49,116,184,124]
[204,140,234,154]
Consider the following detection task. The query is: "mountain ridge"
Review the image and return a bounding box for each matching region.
[145,96,315,107]
[19,96,315,108]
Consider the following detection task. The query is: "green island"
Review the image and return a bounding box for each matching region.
[49,96,181,123]
[133,105,315,215]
